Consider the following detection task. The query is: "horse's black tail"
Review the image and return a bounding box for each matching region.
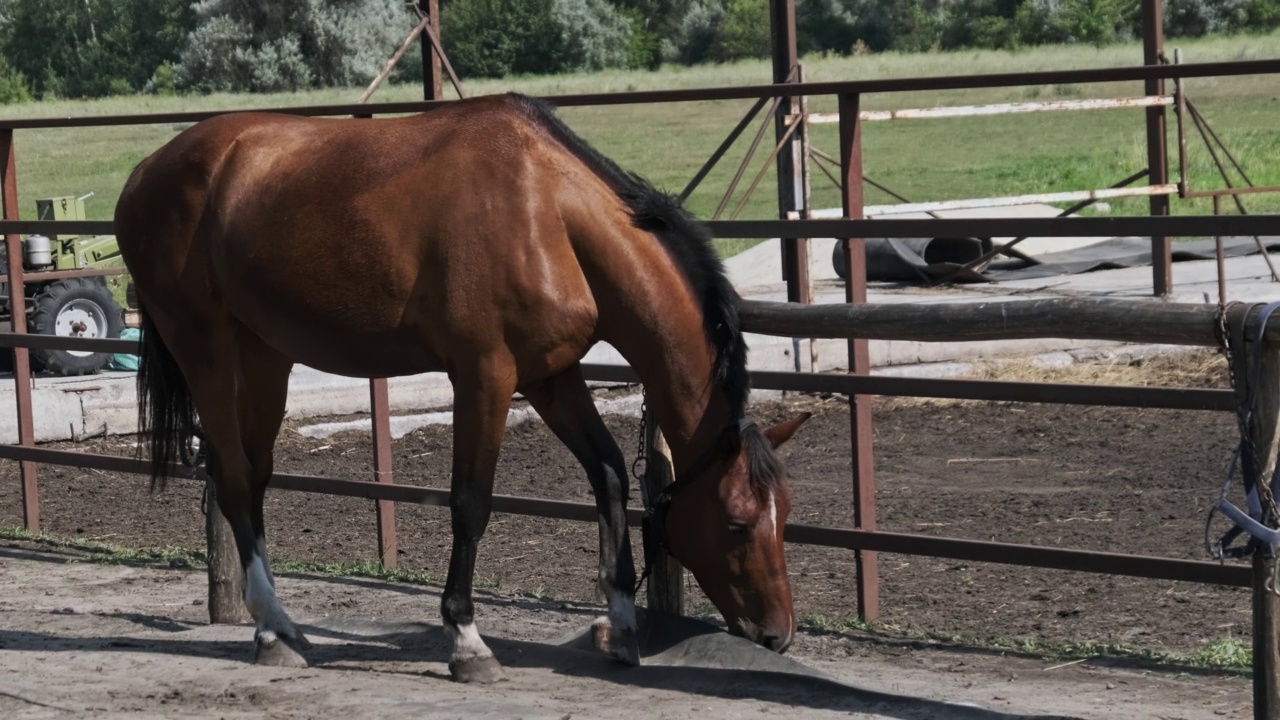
[136,308,197,490]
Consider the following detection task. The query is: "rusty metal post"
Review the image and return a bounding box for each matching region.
[643,413,683,614]
[1143,0,1172,296]
[0,130,38,532]
[838,94,879,621]
[371,378,397,569]
[1174,48,1189,197]
[421,0,443,101]
[771,0,809,303]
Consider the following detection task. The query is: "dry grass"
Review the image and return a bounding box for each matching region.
[878,347,1229,410]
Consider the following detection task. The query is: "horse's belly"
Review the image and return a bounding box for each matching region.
[258,323,447,378]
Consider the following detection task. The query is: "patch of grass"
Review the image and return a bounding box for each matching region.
[1,526,204,568]
[801,607,1252,673]
[802,612,872,634]
[271,558,440,587]
[1,527,445,587]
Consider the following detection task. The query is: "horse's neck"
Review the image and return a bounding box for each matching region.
[589,259,732,476]
[640,373,732,478]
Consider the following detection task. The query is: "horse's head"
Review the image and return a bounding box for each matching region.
[658,412,811,653]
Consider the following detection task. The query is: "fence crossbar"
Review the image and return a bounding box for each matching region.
[0,443,1248,587]
[0,58,1276,130]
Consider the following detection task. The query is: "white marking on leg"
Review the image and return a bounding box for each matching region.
[607,593,637,634]
[245,555,299,640]
[447,622,494,663]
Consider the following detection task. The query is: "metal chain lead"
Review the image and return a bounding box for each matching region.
[631,389,648,488]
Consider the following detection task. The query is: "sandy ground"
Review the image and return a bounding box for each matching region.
[0,541,1252,720]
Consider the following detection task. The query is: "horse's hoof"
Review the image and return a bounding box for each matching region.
[592,618,640,666]
[449,655,507,684]
[254,632,309,668]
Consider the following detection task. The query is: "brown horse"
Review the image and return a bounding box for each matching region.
[114,93,809,682]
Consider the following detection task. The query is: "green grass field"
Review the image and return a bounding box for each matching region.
[3,32,1279,259]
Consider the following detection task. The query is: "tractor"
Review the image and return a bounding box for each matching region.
[0,194,125,376]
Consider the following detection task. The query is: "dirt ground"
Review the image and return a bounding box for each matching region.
[0,368,1262,717]
[0,542,1251,719]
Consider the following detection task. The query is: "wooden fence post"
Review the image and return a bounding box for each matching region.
[643,413,683,615]
[1231,303,1280,719]
[204,477,248,624]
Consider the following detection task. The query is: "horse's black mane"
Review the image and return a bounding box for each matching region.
[512,95,748,412]
[512,93,785,491]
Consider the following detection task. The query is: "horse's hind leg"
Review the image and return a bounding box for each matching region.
[175,321,306,666]
[229,331,306,666]
[522,364,639,665]
[441,354,519,683]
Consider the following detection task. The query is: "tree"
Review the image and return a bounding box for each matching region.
[1,0,192,98]
[712,0,770,61]
[441,0,564,78]
[173,0,414,93]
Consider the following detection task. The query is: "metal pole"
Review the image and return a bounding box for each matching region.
[371,378,397,569]
[771,0,809,302]
[1174,48,1190,196]
[838,93,878,621]
[1142,0,1172,296]
[0,129,37,532]
[420,0,443,101]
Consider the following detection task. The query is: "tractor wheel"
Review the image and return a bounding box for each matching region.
[29,278,124,376]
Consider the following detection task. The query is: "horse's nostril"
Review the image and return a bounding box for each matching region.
[761,633,791,653]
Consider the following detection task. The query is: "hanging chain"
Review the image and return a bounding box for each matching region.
[631,389,648,486]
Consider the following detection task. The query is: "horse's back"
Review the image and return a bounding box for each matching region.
[117,96,603,381]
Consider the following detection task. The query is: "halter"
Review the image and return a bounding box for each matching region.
[634,418,757,593]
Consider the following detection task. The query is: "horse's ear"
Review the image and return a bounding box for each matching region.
[762,412,812,449]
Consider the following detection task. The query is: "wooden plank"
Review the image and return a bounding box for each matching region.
[839,92,878,621]
[643,414,683,615]
[739,297,1225,347]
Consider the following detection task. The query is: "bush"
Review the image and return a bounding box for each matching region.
[442,0,564,78]
[671,0,725,64]
[0,58,31,105]
[622,8,664,70]
[551,0,634,72]
[712,0,770,61]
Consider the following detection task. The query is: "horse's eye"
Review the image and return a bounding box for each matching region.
[728,522,750,535]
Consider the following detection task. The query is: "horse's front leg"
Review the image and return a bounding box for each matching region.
[523,365,640,665]
[441,358,517,684]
